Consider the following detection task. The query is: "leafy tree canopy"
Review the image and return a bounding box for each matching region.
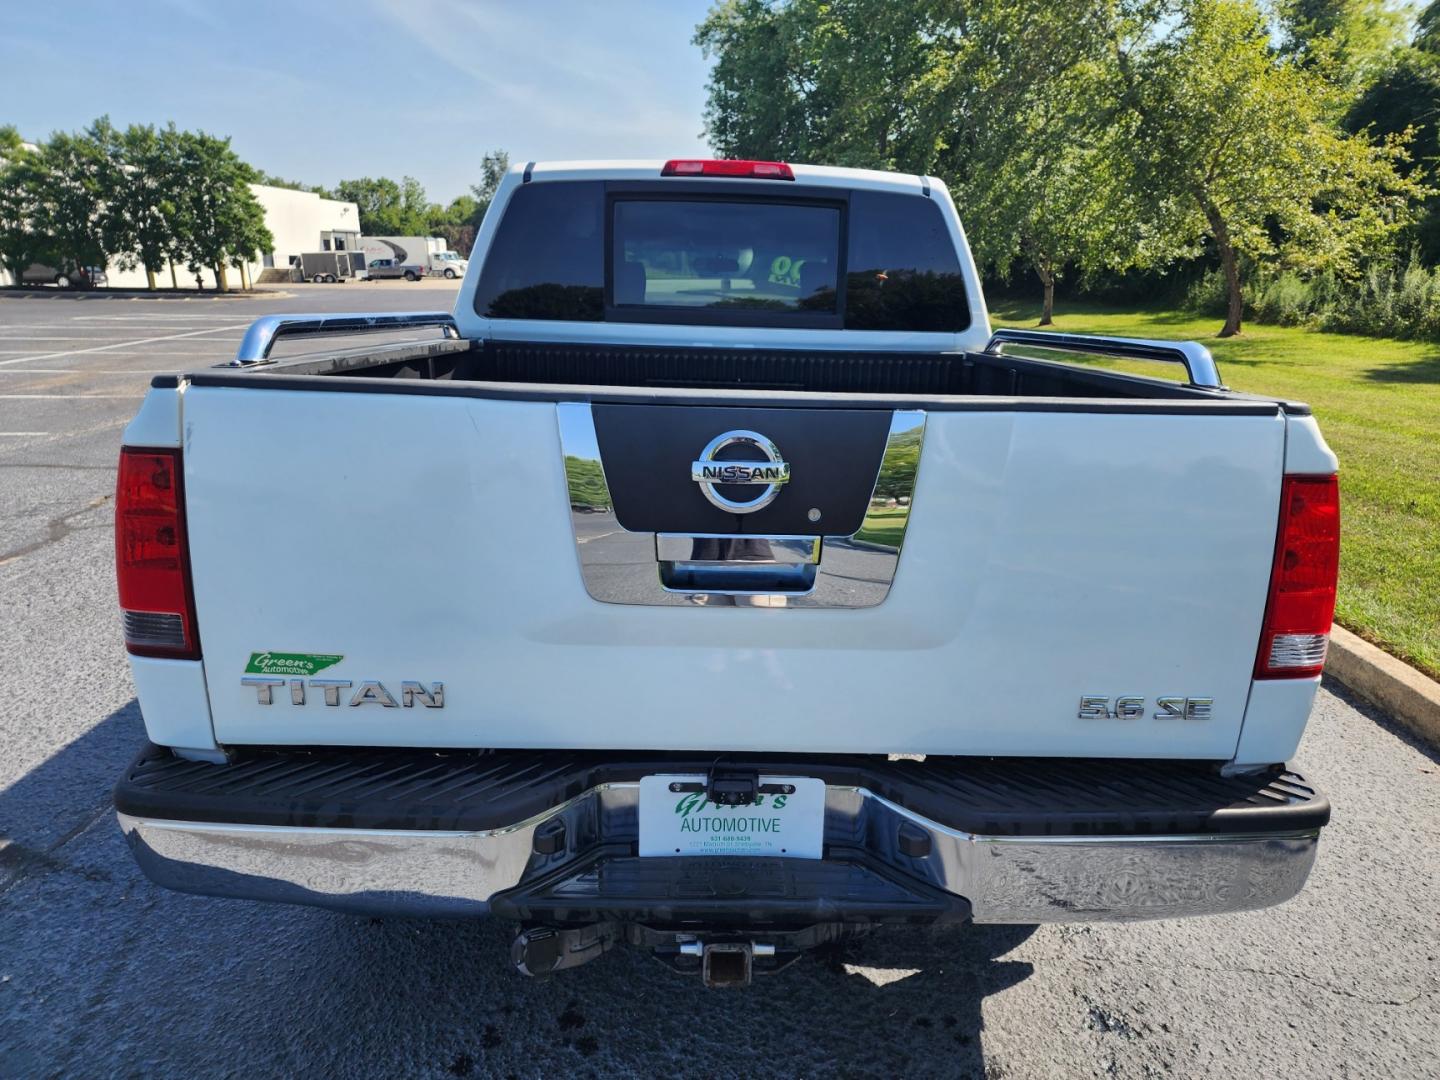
[1114,0,1425,333]
[1276,0,1411,86]
[695,0,1428,335]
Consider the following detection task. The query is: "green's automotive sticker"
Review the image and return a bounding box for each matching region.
[244,652,344,677]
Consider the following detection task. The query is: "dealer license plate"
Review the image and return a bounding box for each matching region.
[638,774,825,859]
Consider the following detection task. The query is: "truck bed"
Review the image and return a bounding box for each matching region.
[184,333,1308,410]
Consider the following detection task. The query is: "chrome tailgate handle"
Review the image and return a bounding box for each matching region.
[655,534,820,565]
[657,534,820,594]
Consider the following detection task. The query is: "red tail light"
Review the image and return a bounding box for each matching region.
[1254,474,1339,679]
[116,446,200,659]
[661,159,795,181]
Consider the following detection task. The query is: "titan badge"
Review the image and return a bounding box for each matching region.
[241,677,444,708]
[690,430,790,513]
[1078,695,1214,720]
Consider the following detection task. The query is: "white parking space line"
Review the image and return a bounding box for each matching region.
[0,394,142,399]
[0,369,180,375]
[0,360,224,368]
[0,324,250,367]
[0,327,243,334]
[120,340,244,345]
[0,331,244,338]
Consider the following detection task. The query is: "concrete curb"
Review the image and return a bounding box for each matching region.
[1326,625,1440,749]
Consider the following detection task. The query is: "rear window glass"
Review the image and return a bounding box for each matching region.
[473,181,604,321]
[613,200,839,314]
[845,191,968,332]
[474,181,968,332]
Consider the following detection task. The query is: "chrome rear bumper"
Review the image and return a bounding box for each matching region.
[118,782,1319,923]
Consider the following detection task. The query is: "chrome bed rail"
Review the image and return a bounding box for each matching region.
[231,311,460,366]
[985,328,1225,390]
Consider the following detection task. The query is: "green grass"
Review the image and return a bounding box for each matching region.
[991,298,1440,680]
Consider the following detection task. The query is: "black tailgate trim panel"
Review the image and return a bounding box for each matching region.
[592,403,890,534]
[115,745,1328,837]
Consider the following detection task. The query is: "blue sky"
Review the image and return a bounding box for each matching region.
[3,0,717,203]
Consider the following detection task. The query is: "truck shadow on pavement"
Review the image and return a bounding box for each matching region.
[0,699,144,891]
[307,908,1037,1078]
[0,701,1034,1079]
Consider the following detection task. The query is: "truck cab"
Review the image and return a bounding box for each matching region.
[431,250,467,278]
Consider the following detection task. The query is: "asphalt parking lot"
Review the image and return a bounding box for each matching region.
[1,284,1437,1079]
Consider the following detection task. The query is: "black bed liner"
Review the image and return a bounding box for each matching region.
[171,335,1311,415]
[115,744,1328,837]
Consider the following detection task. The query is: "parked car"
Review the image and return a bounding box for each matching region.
[20,263,108,289]
[365,257,426,281]
[112,158,1336,988]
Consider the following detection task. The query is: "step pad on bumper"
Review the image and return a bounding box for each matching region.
[114,745,1328,836]
[490,848,971,927]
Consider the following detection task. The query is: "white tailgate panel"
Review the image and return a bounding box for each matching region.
[184,387,1284,758]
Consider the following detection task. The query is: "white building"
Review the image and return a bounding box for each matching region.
[1,182,361,290]
[104,183,362,290]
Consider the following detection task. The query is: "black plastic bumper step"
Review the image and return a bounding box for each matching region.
[489,847,970,927]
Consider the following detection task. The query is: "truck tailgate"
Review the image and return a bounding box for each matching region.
[182,385,1284,758]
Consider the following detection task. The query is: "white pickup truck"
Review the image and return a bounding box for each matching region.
[113,159,1337,987]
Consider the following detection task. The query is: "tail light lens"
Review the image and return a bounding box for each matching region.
[661,159,795,180]
[1254,474,1339,678]
[116,446,199,659]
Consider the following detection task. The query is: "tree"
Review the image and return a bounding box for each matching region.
[1346,34,1440,262]
[979,131,1139,325]
[695,1,1142,318]
[331,175,431,235]
[469,149,510,229]
[22,119,128,281]
[696,0,956,171]
[108,123,186,290]
[1111,0,1423,335]
[0,127,52,286]
[1277,0,1410,85]
[171,130,272,291]
[1420,0,1440,53]
[253,172,328,195]
[427,194,479,256]
[950,10,1146,324]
